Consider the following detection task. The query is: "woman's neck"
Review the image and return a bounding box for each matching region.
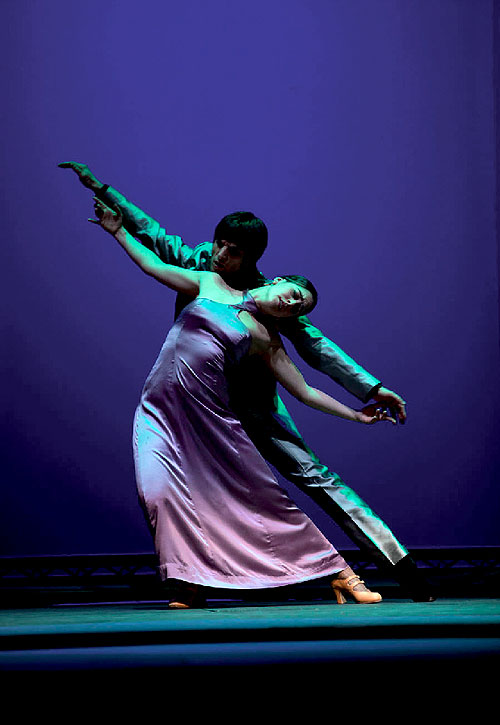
[247,287,266,310]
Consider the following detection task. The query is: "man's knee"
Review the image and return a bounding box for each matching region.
[265,436,348,491]
[240,410,343,487]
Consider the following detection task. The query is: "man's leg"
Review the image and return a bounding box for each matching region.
[239,399,435,601]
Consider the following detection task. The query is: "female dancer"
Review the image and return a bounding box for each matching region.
[90,199,394,607]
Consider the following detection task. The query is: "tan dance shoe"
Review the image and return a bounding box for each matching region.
[167,579,206,609]
[331,575,382,604]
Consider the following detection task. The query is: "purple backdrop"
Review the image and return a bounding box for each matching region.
[2,0,499,557]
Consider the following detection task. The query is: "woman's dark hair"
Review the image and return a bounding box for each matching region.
[213,211,268,263]
[280,275,318,314]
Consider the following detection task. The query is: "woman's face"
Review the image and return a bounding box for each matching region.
[261,279,314,318]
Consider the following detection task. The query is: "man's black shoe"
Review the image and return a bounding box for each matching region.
[393,554,437,602]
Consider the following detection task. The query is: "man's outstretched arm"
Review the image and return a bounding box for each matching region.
[278,315,406,423]
[58,162,204,268]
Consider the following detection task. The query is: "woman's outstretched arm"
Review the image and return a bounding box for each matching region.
[89,197,201,296]
[263,339,396,425]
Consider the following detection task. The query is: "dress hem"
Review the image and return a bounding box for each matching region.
[158,561,346,589]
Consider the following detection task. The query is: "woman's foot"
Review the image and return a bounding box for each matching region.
[167,578,206,609]
[331,567,382,604]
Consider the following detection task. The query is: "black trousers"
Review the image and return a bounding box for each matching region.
[238,398,409,570]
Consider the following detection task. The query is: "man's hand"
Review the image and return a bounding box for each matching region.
[58,162,104,193]
[88,197,122,236]
[372,386,407,424]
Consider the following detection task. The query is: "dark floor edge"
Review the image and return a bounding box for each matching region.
[2,618,500,652]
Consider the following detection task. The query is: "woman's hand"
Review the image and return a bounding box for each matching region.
[88,197,123,235]
[356,404,397,425]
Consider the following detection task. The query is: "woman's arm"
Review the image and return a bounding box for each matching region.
[263,339,395,425]
[276,314,381,403]
[89,197,201,296]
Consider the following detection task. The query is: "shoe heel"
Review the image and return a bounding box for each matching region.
[167,579,206,609]
[168,601,191,609]
[333,588,346,604]
[331,574,382,604]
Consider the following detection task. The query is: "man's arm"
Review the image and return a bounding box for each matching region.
[277,315,406,422]
[59,162,210,269]
[264,337,396,425]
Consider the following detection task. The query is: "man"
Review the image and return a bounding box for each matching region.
[59,161,434,601]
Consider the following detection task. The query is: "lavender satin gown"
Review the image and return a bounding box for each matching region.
[133,293,347,589]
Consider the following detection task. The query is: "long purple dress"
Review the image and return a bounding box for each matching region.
[133,293,347,589]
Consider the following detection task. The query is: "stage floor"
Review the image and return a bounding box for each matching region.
[1,597,499,691]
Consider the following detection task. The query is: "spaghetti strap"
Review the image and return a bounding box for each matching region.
[231,290,260,316]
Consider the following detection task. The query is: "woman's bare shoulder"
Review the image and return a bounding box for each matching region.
[198,272,243,302]
[197,270,219,288]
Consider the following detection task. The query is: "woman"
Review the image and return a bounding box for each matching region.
[90,199,394,608]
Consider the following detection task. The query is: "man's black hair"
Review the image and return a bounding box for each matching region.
[213,211,268,263]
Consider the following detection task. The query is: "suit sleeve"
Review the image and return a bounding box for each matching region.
[278,315,381,403]
[96,185,198,267]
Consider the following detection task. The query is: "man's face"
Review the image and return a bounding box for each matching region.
[210,239,245,278]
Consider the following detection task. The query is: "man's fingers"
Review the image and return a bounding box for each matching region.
[93,196,107,216]
[397,398,407,421]
[93,196,107,209]
[58,161,81,170]
[387,405,406,424]
[88,218,100,224]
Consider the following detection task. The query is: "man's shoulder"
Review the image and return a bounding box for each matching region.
[186,240,212,270]
[194,240,212,252]
[276,313,317,338]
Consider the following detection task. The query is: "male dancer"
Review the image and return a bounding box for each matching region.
[60,162,434,601]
